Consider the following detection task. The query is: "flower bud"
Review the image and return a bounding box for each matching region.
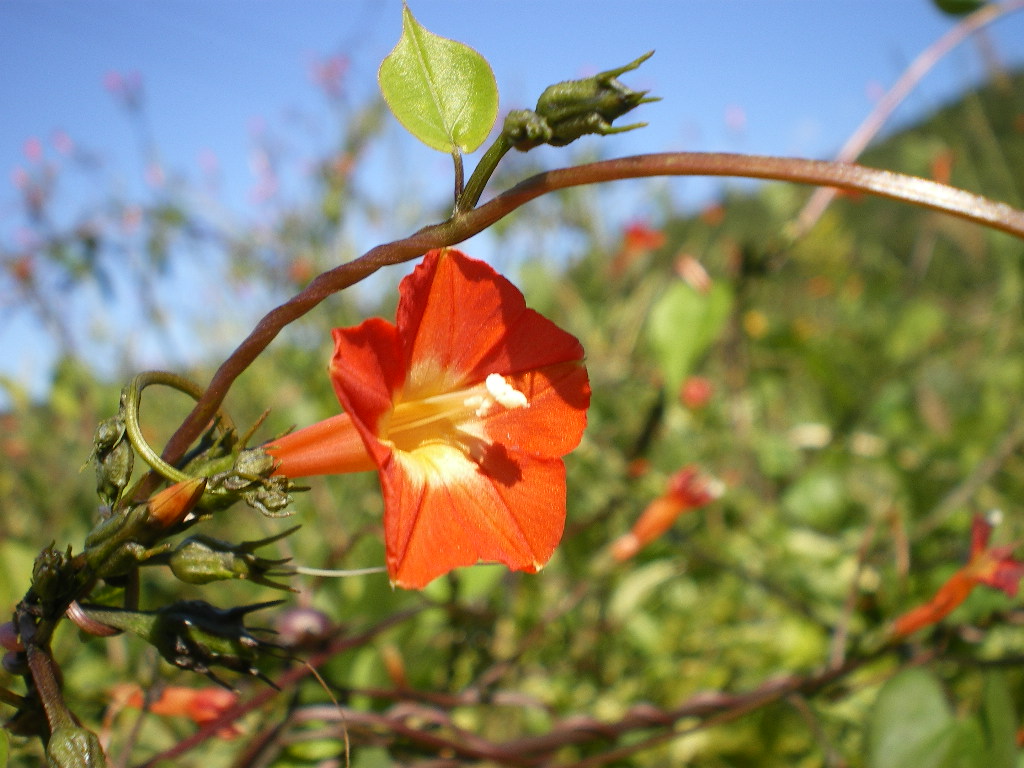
[151,600,282,684]
[45,725,109,768]
[146,478,207,529]
[90,415,134,508]
[168,531,295,591]
[612,466,723,561]
[0,620,23,651]
[31,545,77,613]
[76,600,282,686]
[505,51,656,151]
[275,607,332,651]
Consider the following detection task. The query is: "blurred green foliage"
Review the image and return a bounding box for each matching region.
[2,57,1024,767]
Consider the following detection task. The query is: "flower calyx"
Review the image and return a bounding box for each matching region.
[29,544,82,619]
[199,448,297,517]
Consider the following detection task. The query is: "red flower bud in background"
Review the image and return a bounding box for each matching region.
[680,376,714,410]
[610,220,665,277]
[612,465,723,561]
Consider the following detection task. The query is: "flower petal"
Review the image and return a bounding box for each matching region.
[381,448,566,588]
[328,316,406,463]
[398,250,585,394]
[970,514,994,557]
[974,548,1024,596]
[479,362,590,457]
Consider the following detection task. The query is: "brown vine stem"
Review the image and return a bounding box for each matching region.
[792,0,1024,238]
[159,152,1024,471]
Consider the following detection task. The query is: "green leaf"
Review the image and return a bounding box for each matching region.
[980,672,1018,768]
[378,4,498,153]
[932,0,987,15]
[781,467,848,530]
[948,717,987,768]
[867,668,956,768]
[646,281,732,393]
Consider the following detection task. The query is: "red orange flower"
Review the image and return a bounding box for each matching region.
[109,683,240,738]
[267,249,590,588]
[892,514,1024,638]
[610,220,665,277]
[611,465,722,562]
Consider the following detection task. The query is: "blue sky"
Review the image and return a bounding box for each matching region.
[2,1,1023,402]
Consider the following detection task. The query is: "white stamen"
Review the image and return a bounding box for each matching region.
[485,373,529,410]
[466,374,531,418]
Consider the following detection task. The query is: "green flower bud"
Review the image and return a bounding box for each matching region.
[505,51,657,151]
[151,600,282,685]
[77,600,283,686]
[30,546,78,614]
[89,416,133,508]
[168,529,296,591]
[46,726,109,768]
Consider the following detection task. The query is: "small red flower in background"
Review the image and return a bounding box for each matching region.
[267,249,590,589]
[610,220,665,276]
[892,513,1024,638]
[674,254,713,294]
[611,465,722,562]
[679,376,714,410]
[109,684,240,739]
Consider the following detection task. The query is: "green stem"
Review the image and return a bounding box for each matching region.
[0,686,25,709]
[122,370,236,488]
[456,134,512,213]
[451,149,464,205]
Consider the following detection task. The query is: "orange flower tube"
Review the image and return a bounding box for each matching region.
[892,514,1024,638]
[267,249,590,588]
[611,465,721,562]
